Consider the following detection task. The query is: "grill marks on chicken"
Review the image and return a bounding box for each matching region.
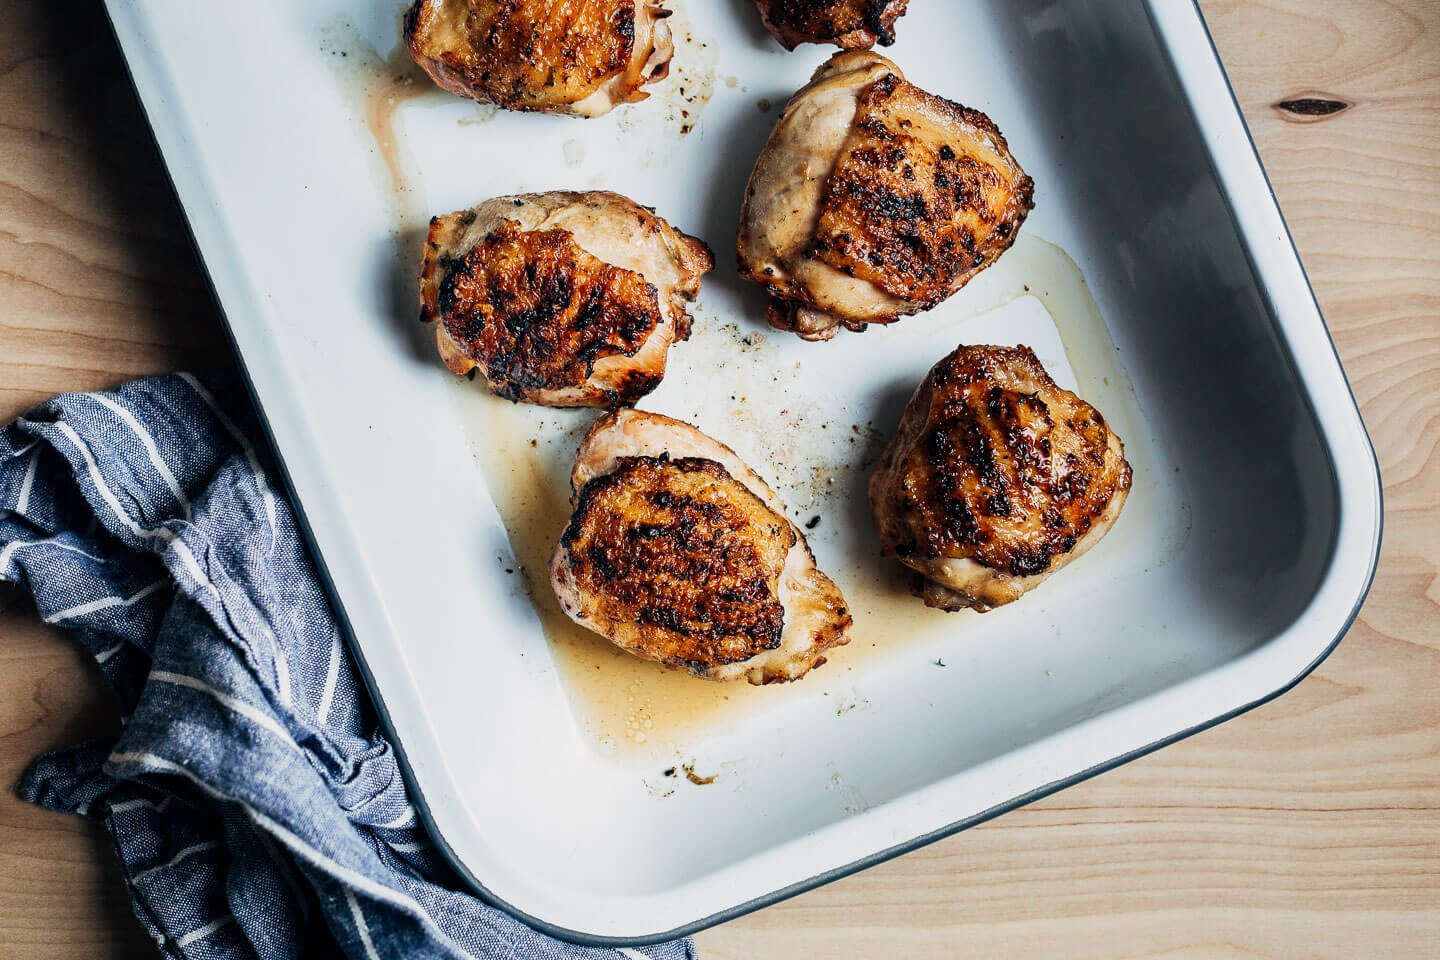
[461,1,631,105]
[436,223,664,403]
[813,75,1033,307]
[738,52,1034,341]
[889,349,1124,573]
[404,0,674,117]
[551,410,852,684]
[754,0,911,50]
[420,191,713,408]
[559,456,794,670]
[870,346,1131,612]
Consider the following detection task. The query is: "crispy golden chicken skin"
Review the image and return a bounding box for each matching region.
[738,51,1034,341]
[754,0,910,51]
[869,345,1131,612]
[404,0,674,117]
[560,457,793,668]
[419,191,713,407]
[551,410,853,683]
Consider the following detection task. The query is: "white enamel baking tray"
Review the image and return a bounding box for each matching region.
[101,0,1382,945]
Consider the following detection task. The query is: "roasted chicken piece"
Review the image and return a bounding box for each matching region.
[404,0,674,117]
[738,51,1034,341]
[754,0,910,50]
[869,345,1131,612]
[551,409,852,683]
[419,191,713,407]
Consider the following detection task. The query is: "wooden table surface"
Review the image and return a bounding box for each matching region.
[2,0,1436,956]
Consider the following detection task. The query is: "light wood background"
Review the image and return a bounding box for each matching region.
[1,0,1436,956]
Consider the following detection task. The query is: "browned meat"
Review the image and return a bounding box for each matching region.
[869,345,1132,612]
[754,0,911,51]
[558,457,794,669]
[812,74,1034,306]
[738,51,1034,340]
[419,191,713,408]
[551,410,853,683]
[404,0,674,117]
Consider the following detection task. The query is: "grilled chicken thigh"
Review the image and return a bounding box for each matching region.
[754,0,911,50]
[739,51,1034,341]
[551,410,852,683]
[419,191,713,407]
[870,345,1131,612]
[404,0,674,117]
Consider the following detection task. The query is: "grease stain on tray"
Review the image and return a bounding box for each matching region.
[827,763,871,814]
[449,233,1178,767]
[616,0,717,164]
[456,105,500,126]
[562,139,587,168]
[320,19,448,256]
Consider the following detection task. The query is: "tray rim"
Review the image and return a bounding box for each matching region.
[96,0,1384,945]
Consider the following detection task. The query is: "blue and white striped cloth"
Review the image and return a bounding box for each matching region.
[3,374,694,960]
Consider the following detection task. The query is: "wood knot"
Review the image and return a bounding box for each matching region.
[1272,92,1354,123]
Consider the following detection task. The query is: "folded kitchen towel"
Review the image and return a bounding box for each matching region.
[2,373,695,960]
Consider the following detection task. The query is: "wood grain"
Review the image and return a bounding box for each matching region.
[0,0,1436,957]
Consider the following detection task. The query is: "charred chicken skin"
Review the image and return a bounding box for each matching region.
[869,345,1131,612]
[754,0,911,50]
[419,191,713,408]
[739,51,1034,341]
[404,0,675,117]
[551,410,853,683]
